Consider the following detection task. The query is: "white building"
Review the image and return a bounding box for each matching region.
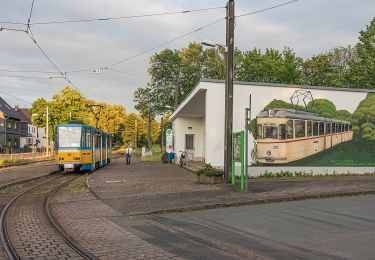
[170,79,375,176]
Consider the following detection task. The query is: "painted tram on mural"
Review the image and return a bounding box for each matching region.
[256,108,353,164]
[55,121,111,171]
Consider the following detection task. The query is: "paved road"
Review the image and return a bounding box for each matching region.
[139,195,375,259]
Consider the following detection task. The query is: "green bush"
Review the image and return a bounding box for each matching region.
[196,163,224,177]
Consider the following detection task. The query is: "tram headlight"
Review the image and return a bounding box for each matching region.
[266,150,272,156]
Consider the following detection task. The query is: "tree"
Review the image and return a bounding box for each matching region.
[349,17,375,89]
[335,110,353,122]
[89,102,126,135]
[122,113,147,147]
[306,99,337,118]
[352,93,375,140]
[31,86,90,139]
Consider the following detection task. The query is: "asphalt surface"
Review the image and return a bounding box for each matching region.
[139,195,375,259]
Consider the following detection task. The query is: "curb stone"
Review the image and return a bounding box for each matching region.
[129,190,375,216]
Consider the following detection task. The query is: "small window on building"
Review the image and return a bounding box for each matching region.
[307,121,312,137]
[319,122,325,135]
[287,120,294,139]
[313,121,319,136]
[295,120,306,138]
[7,122,11,128]
[185,134,194,150]
[279,124,286,140]
[14,122,18,129]
[257,124,263,139]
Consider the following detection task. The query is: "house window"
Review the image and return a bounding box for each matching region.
[14,122,18,129]
[185,134,194,150]
[7,122,11,128]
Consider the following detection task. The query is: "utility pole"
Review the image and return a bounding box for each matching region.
[46,106,49,157]
[224,0,235,183]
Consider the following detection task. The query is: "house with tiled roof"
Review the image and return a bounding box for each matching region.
[0,97,21,150]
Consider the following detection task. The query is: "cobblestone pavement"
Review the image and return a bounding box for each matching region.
[47,159,375,259]
[51,177,187,259]
[0,162,54,187]
[5,175,82,259]
[89,159,375,216]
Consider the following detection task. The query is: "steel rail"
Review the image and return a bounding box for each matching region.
[0,176,60,260]
[44,176,98,260]
[0,174,97,260]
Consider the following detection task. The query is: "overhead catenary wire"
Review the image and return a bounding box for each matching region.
[0,6,225,26]
[0,89,32,105]
[26,28,81,92]
[236,0,299,18]
[105,17,225,68]
[0,74,59,80]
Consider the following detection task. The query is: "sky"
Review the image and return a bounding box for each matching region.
[0,0,374,112]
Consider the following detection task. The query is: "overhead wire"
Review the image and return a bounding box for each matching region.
[105,17,225,68]
[0,89,32,105]
[0,6,225,26]
[236,0,299,18]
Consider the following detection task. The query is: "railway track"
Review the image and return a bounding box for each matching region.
[0,174,97,260]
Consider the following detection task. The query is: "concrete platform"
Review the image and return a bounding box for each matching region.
[89,158,375,216]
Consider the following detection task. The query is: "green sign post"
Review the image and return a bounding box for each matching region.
[232,131,245,191]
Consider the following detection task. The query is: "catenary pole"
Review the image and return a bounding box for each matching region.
[46,106,49,157]
[224,0,235,183]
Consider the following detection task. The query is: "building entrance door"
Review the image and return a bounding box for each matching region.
[185,134,194,161]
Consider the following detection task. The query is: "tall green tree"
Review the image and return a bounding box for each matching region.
[352,93,375,140]
[349,17,375,89]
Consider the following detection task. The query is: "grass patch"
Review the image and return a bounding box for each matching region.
[0,185,13,193]
[0,158,31,166]
[287,140,375,166]
[251,170,375,179]
[65,178,88,193]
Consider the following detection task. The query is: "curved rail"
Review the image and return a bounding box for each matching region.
[0,175,97,260]
[44,177,97,260]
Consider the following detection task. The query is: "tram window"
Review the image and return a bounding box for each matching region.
[257,124,263,139]
[307,121,312,137]
[337,124,341,133]
[279,124,286,140]
[295,120,305,138]
[263,125,278,139]
[327,123,331,135]
[287,120,294,139]
[349,124,352,131]
[332,123,336,133]
[313,122,319,136]
[318,122,325,135]
[81,128,86,147]
[344,124,348,131]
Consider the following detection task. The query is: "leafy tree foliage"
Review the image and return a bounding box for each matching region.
[31,87,126,142]
[349,17,375,89]
[352,93,375,140]
[122,112,148,148]
[306,99,337,118]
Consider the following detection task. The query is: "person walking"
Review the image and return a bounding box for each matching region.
[125,145,133,165]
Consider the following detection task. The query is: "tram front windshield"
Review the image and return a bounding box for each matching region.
[58,126,81,147]
[263,125,278,139]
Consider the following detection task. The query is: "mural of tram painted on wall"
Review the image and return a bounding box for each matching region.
[252,91,375,166]
[256,109,353,164]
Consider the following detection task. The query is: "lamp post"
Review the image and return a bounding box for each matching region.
[201,0,234,183]
[31,113,38,154]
